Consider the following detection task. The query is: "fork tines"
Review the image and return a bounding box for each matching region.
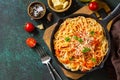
[35,45,47,58]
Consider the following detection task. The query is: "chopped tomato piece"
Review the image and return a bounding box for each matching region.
[55,49,60,56]
[91,38,99,46]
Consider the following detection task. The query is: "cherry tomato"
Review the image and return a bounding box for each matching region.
[88,1,99,11]
[24,22,35,32]
[26,37,37,48]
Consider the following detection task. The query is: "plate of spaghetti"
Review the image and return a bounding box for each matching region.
[50,13,112,73]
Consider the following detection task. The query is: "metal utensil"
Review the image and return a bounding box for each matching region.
[35,45,63,80]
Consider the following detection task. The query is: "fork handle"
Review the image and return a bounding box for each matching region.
[48,62,63,80]
[46,63,56,80]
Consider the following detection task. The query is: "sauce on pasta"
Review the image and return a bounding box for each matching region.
[53,16,108,72]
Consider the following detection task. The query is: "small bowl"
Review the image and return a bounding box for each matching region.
[27,1,46,19]
[47,0,72,12]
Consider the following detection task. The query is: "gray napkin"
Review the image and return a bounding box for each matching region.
[110,14,120,80]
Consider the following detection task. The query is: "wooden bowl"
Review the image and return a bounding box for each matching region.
[47,0,72,12]
[27,1,46,19]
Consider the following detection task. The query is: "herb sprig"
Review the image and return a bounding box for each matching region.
[82,47,91,53]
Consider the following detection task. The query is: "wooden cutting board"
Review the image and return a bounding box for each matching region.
[43,1,111,80]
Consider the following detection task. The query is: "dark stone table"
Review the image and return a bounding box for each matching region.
[0,0,119,80]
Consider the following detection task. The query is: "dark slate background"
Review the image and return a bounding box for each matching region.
[0,0,119,80]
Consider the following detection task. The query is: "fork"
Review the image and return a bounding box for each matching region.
[35,45,63,80]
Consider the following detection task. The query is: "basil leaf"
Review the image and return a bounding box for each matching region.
[78,38,83,43]
[65,37,70,42]
[90,31,95,36]
[82,47,91,53]
[91,58,96,62]
[73,36,83,43]
[73,36,78,40]
[69,57,74,61]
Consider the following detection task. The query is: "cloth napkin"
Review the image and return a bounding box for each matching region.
[109,14,120,80]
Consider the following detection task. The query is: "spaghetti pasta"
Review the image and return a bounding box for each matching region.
[53,16,108,72]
